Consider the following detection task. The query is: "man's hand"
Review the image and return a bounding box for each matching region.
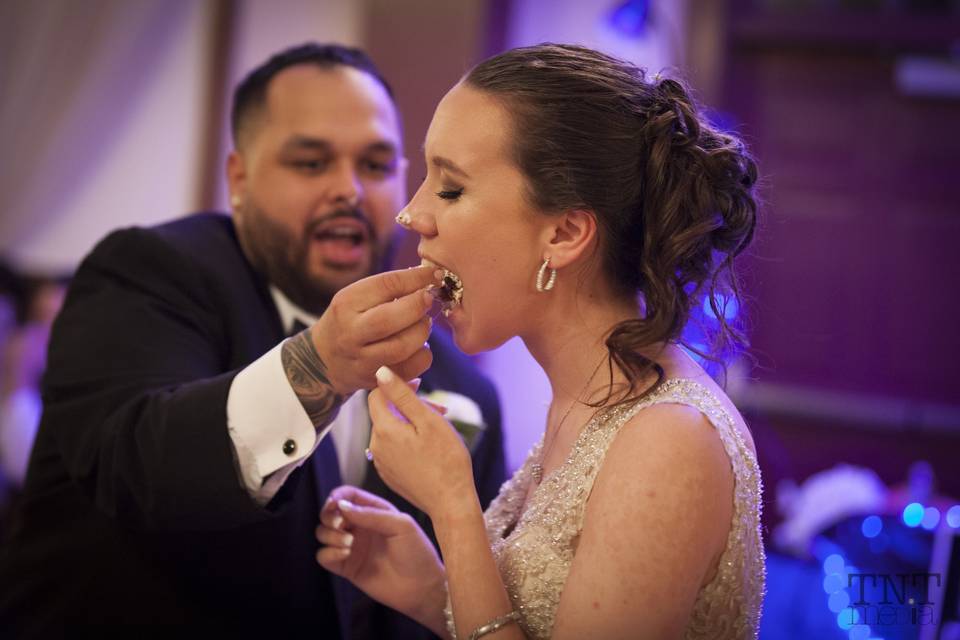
[314,265,439,395]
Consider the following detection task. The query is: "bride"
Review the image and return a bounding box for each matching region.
[315,44,765,639]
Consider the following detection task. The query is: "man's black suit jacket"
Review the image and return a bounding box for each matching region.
[0,213,506,638]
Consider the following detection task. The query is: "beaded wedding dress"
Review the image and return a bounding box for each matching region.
[445,378,765,639]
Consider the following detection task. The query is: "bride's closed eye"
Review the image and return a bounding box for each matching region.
[436,188,463,201]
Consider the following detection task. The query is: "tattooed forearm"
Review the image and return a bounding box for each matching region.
[281,330,345,428]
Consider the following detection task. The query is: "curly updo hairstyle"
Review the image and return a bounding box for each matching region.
[465,44,758,405]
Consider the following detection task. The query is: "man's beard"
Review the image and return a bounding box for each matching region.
[235,201,395,316]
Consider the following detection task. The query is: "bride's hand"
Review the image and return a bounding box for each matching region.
[367,366,477,519]
[316,486,445,623]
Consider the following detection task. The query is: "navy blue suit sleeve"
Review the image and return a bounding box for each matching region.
[37,228,268,531]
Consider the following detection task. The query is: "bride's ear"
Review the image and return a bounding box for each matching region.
[541,209,598,269]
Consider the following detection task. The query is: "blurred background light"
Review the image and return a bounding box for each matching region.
[823,553,846,575]
[947,504,960,528]
[606,0,650,38]
[823,572,845,594]
[703,293,739,321]
[902,502,924,527]
[828,588,850,613]
[861,515,882,538]
[920,506,940,530]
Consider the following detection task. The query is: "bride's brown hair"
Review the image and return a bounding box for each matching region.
[465,44,758,406]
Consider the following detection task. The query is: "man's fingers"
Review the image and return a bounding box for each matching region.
[374,366,433,426]
[354,290,432,346]
[348,266,441,313]
[390,347,433,386]
[364,316,431,365]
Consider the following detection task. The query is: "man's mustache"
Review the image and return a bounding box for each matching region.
[306,209,377,242]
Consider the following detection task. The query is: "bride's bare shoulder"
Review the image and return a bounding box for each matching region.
[657,346,758,458]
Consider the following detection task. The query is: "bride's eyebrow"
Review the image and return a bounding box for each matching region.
[430,156,471,179]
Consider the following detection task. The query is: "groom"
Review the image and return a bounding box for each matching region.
[0,43,506,638]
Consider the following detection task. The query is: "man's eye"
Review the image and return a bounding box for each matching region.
[292,159,327,172]
[436,188,463,201]
[361,159,396,175]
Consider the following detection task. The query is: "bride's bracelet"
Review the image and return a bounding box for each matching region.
[467,610,521,640]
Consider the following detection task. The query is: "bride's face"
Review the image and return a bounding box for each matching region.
[401,83,550,354]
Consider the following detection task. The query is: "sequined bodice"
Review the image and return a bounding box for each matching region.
[445,378,765,639]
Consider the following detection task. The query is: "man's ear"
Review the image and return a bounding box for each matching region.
[226,150,246,208]
[541,209,598,269]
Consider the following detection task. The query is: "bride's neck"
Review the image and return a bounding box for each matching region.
[521,289,641,407]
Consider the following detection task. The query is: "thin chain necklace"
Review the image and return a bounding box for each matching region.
[531,355,606,484]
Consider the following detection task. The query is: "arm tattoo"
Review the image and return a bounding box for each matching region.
[281,330,345,429]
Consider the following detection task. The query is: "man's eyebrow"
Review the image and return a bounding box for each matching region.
[280,137,398,155]
[280,136,331,153]
[366,141,399,155]
[431,156,470,179]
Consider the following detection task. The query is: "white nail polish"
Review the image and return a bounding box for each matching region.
[337,499,354,511]
[342,533,354,547]
[331,514,343,529]
[375,366,394,384]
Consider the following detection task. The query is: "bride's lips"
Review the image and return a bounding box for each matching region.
[310,217,370,267]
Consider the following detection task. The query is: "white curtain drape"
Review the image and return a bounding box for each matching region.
[0,0,205,272]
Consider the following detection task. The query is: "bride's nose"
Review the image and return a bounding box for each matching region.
[396,199,437,238]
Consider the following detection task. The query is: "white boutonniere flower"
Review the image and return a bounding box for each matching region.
[419,390,486,452]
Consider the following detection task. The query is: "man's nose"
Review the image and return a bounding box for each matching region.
[329,161,362,208]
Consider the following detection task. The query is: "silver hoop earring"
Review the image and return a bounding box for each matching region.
[535,257,557,292]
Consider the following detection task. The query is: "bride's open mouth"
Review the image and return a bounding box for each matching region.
[420,258,463,317]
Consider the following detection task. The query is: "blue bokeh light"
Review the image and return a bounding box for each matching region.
[703,294,739,321]
[861,515,882,538]
[828,589,851,613]
[902,502,924,527]
[948,504,960,528]
[823,573,845,594]
[921,507,940,530]
[607,0,650,38]
[848,624,871,640]
[837,607,860,629]
[823,553,846,575]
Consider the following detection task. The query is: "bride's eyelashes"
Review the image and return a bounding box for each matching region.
[436,187,464,201]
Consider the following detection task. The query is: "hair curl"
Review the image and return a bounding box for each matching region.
[465,44,758,405]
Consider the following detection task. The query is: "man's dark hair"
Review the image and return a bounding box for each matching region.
[230,42,394,148]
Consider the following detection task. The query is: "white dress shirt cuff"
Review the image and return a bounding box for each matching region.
[226,340,327,504]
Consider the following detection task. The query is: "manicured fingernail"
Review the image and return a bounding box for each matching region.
[375,366,394,384]
[337,547,351,558]
[342,533,354,547]
[422,289,434,305]
[337,499,354,511]
[331,514,343,529]
[434,269,444,281]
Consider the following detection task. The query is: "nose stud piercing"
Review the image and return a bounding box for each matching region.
[395,211,412,227]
